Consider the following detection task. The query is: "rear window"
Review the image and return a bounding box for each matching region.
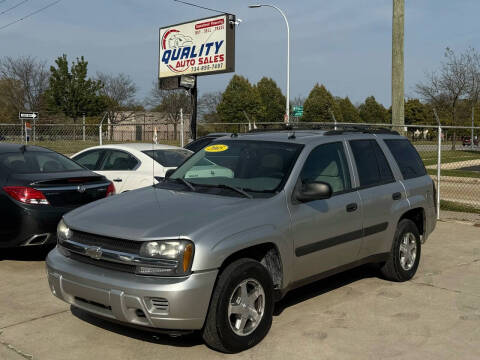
[384,139,426,180]
[0,151,84,174]
[143,149,192,167]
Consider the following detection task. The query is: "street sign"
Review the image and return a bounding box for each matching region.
[292,106,303,117]
[19,112,39,119]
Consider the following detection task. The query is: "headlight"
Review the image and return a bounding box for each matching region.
[138,240,194,276]
[57,219,72,243]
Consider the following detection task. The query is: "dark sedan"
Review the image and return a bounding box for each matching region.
[0,144,115,248]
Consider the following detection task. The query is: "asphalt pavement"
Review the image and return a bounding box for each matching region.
[0,221,479,360]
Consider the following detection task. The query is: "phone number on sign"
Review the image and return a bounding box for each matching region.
[191,63,224,72]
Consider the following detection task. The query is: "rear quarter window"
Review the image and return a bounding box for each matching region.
[384,139,426,180]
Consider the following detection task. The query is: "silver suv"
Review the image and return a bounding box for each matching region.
[47,129,436,353]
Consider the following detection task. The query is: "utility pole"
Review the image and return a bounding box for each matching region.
[392,0,405,129]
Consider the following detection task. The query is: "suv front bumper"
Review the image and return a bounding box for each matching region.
[46,247,217,330]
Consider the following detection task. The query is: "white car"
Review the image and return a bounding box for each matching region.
[71,143,192,192]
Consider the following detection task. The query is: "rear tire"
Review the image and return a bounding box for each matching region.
[202,258,274,353]
[380,219,421,282]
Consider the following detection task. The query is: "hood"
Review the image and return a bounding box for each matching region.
[64,186,259,241]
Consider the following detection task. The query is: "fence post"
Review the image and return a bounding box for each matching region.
[82,113,86,142]
[436,125,442,220]
[180,108,184,147]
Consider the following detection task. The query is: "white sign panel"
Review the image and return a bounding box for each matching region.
[159,15,235,79]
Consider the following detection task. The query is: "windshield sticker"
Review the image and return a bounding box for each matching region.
[205,144,229,152]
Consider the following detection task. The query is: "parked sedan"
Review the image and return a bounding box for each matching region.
[71,143,192,192]
[0,143,115,248]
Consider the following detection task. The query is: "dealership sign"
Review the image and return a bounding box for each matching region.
[159,14,235,79]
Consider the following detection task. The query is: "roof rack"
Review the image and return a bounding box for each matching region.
[324,126,399,135]
[246,123,399,135]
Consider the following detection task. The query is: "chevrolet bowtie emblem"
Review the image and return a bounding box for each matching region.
[85,246,102,260]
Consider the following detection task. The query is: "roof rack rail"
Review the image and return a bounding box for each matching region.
[324,126,399,135]
[246,123,399,135]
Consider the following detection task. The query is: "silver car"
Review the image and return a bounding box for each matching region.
[46,129,437,352]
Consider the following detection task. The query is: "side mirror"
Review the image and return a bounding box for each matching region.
[295,181,332,202]
[165,169,175,178]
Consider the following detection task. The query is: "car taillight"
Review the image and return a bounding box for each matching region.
[106,182,116,197]
[3,186,50,205]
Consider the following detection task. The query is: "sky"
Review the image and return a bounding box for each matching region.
[1,0,479,107]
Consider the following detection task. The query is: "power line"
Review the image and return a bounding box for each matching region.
[172,0,227,14]
[0,0,29,16]
[0,0,62,30]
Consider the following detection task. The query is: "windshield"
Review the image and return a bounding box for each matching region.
[142,149,192,167]
[169,140,303,195]
[0,151,85,174]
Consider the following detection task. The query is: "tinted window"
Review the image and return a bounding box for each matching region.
[73,150,104,170]
[143,149,191,167]
[300,142,351,193]
[384,139,426,179]
[350,140,394,187]
[184,137,216,153]
[0,151,84,173]
[101,150,138,171]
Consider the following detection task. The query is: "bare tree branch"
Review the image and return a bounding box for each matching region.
[0,55,49,112]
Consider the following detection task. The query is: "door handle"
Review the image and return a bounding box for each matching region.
[346,203,358,212]
[113,178,123,182]
[392,192,402,200]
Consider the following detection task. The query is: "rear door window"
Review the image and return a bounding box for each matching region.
[101,150,139,171]
[384,139,426,180]
[349,140,394,187]
[72,150,105,170]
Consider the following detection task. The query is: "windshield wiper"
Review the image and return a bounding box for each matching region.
[210,184,253,199]
[165,177,196,191]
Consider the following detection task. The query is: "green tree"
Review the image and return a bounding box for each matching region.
[255,77,286,122]
[46,55,105,127]
[337,96,361,123]
[358,96,388,123]
[404,98,432,125]
[302,84,342,122]
[217,75,261,125]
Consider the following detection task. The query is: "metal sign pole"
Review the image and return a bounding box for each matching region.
[190,76,198,141]
[180,108,184,147]
[434,108,441,220]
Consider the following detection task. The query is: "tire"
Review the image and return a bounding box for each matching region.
[202,258,274,353]
[380,219,421,282]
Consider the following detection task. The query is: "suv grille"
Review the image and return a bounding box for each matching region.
[69,252,136,273]
[71,231,142,254]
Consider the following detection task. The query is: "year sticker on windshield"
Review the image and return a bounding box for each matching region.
[205,144,229,152]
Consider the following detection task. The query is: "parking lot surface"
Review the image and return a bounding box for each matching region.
[1,221,479,360]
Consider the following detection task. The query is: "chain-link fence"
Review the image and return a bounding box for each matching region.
[0,121,189,154]
[1,120,479,222]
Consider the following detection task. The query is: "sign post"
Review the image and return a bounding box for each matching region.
[19,112,39,144]
[159,14,236,140]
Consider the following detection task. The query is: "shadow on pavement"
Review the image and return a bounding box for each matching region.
[70,264,379,347]
[274,264,378,316]
[0,245,55,261]
[71,306,204,347]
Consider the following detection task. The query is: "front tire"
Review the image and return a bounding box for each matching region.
[202,258,274,353]
[380,219,421,282]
